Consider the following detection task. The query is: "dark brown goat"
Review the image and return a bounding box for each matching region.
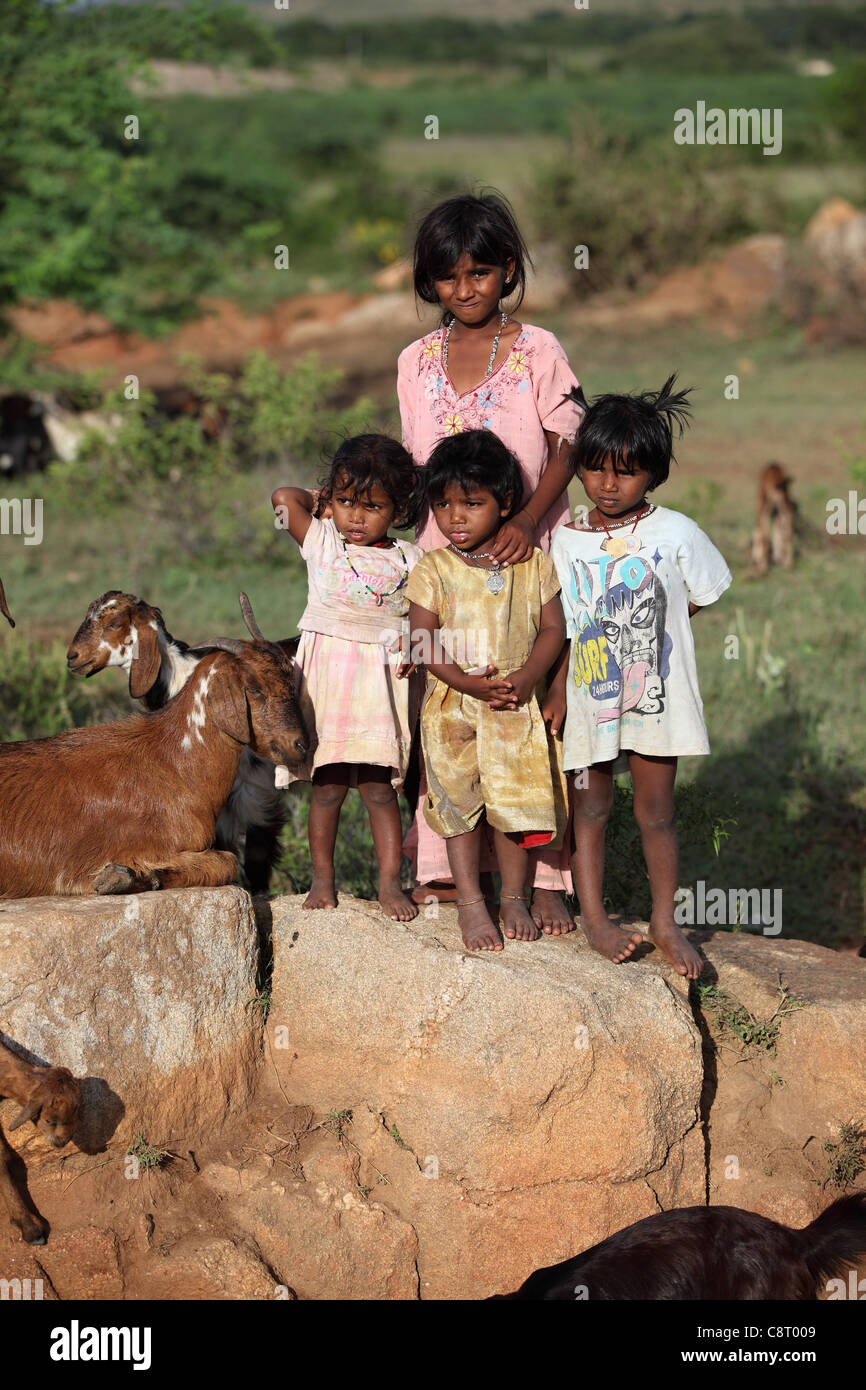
[0,575,14,627]
[0,1038,81,1244]
[66,590,299,891]
[0,600,307,897]
[491,1195,866,1300]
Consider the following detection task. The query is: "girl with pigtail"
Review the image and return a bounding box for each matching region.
[548,376,732,979]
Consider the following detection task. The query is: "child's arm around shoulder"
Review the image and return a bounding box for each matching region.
[271,486,319,547]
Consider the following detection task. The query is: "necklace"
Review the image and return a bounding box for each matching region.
[586,503,655,558]
[340,535,408,605]
[448,542,505,594]
[442,310,508,384]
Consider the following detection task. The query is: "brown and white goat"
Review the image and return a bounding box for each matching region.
[752,462,796,574]
[0,1038,80,1244]
[0,575,14,627]
[66,591,299,892]
[1,598,307,897]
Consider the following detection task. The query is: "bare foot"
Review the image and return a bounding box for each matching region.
[530,888,575,936]
[304,875,337,909]
[457,899,503,952]
[579,909,643,963]
[378,877,418,921]
[501,896,540,942]
[648,916,703,979]
[411,880,458,904]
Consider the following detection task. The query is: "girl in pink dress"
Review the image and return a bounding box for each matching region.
[398,192,583,931]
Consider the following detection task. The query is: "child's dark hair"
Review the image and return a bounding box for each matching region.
[566,374,693,490]
[413,191,531,322]
[318,434,421,529]
[424,429,523,520]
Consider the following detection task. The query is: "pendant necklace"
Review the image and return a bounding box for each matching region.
[592,504,655,558]
[448,543,505,594]
[341,536,408,606]
[442,310,508,383]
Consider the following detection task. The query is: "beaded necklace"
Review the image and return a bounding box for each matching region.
[340,535,409,606]
[582,503,655,558]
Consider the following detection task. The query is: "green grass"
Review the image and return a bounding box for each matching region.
[823,1120,866,1188]
[697,980,808,1055]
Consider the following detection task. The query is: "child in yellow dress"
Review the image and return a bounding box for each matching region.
[406,430,568,952]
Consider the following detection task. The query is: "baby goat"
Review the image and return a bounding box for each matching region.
[0,575,14,627]
[66,591,299,892]
[492,1195,866,1300]
[1,597,307,897]
[0,1038,80,1244]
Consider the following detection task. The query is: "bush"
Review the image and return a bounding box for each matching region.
[45,352,374,566]
[0,637,126,742]
[604,18,782,75]
[533,122,783,295]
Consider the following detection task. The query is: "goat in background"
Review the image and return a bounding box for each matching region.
[66,591,299,892]
[1,595,307,897]
[752,462,796,575]
[0,1038,80,1244]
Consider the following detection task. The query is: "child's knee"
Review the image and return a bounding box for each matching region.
[572,784,613,826]
[358,778,397,809]
[633,796,676,834]
[312,780,349,809]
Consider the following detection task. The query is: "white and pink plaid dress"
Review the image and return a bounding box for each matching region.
[290,515,423,789]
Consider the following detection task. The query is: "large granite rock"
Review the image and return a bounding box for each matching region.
[0,887,261,1153]
[263,895,706,1297]
[696,931,866,1225]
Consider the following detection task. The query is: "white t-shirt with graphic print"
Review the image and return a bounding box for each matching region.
[550,506,732,769]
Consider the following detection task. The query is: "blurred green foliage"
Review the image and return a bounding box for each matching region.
[45,351,373,565]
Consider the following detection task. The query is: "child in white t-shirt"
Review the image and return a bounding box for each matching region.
[548,376,731,978]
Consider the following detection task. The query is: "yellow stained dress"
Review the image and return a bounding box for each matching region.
[405,547,568,843]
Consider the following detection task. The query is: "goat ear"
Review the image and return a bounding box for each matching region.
[8,1097,41,1131]
[129,621,161,699]
[206,658,250,743]
[279,635,300,662]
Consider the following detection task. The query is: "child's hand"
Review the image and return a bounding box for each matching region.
[541,686,566,737]
[388,633,417,679]
[311,488,332,520]
[499,664,536,707]
[490,512,535,566]
[462,665,517,705]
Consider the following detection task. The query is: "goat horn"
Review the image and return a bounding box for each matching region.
[193,638,246,656]
[8,1097,41,1131]
[0,576,15,628]
[239,592,265,642]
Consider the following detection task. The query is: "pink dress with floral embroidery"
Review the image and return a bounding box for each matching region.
[398,323,582,892]
[397,323,582,553]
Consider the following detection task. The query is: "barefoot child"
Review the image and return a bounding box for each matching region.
[398,189,583,927]
[406,430,569,952]
[548,377,732,978]
[272,435,423,921]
